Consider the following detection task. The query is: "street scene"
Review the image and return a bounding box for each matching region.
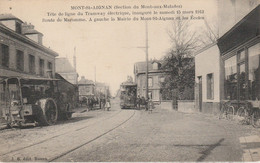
[0,98,259,162]
[0,0,260,162]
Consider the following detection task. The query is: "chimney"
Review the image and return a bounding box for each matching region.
[22,22,43,45]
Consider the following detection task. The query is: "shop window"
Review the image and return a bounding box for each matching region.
[238,63,246,100]
[29,54,35,74]
[16,50,24,71]
[224,55,237,100]
[39,59,45,76]
[207,73,214,99]
[248,44,260,100]
[1,44,9,68]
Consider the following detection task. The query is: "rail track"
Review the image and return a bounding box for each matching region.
[49,110,136,161]
[0,109,123,157]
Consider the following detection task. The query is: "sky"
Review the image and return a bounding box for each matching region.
[0,0,217,95]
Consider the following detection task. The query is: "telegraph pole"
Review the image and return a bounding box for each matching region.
[145,21,149,99]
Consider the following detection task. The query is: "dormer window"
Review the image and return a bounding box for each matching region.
[15,22,22,34]
[152,62,158,70]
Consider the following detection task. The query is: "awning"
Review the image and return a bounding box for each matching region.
[217,5,260,55]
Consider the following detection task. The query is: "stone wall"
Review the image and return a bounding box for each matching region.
[178,100,195,113]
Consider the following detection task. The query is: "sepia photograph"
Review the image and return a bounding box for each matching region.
[0,0,259,162]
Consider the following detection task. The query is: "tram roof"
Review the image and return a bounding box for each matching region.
[120,82,137,86]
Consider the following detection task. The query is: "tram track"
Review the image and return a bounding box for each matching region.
[49,110,136,162]
[0,109,123,157]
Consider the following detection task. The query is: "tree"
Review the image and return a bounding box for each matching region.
[198,18,219,46]
[161,19,199,100]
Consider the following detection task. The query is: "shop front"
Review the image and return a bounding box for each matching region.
[218,5,260,108]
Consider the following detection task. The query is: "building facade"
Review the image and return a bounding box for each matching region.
[0,14,59,119]
[195,43,224,114]
[78,76,95,97]
[55,57,78,85]
[0,14,58,79]
[218,5,260,105]
[134,60,167,102]
[195,4,260,114]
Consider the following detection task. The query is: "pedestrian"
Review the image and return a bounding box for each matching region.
[105,98,111,111]
[141,96,145,109]
[148,98,154,113]
[137,95,141,110]
[145,98,149,111]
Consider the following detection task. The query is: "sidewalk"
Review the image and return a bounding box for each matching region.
[239,135,260,161]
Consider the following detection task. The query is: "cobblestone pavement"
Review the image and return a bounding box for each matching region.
[0,99,259,162]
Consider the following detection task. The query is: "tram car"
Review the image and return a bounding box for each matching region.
[120,81,137,109]
[0,76,77,127]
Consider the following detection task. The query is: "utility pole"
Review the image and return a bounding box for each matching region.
[145,21,149,99]
[94,66,96,97]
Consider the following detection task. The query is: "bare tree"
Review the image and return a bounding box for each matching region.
[161,19,199,101]
[198,18,219,46]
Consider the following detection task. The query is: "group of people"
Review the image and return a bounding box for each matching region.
[136,96,154,112]
[79,96,111,111]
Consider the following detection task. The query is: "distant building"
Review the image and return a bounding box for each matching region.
[134,60,167,102]
[0,14,58,79]
[78,76,95,97]
[95,82,110,98]
[55,57,78,85]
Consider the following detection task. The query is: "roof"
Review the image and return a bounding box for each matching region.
[78,76,94,85]
[55,58,76,73]
[0,14,23,23]
[134,60,163,74]
[55,73,77,87]
[23,28,42,35]
[120,81,137,86]
[217,4,260,54]
[0,23,58,57]
[193,42,218,56]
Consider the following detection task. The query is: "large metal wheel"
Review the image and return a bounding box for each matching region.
[38,98,58,126]
[64,103,72,120]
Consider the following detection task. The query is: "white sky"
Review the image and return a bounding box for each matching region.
[0,0,217,95]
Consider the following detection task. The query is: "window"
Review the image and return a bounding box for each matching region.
[207,73,214,99]
[47,61,53,78]
[39,59,44,76]
[1,44,9,68]
[48,62,52,70]
[148,77,153,87]
[152,63,158,70]
[16,50,24,71]
[224,55,237,100]
[29,55,35,74]
[248,44,260,100]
